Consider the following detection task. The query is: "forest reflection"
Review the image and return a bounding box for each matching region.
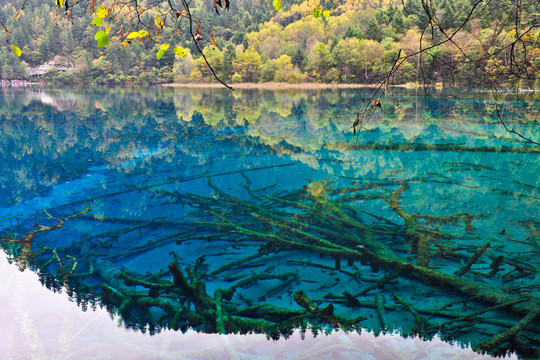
[0,86,537,207]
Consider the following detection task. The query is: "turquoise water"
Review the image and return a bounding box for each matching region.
[0,87,538,358]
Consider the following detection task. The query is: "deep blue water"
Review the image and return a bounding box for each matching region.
[0,87,538,359]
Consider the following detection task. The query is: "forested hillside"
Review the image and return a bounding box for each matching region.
[0,0,538,86]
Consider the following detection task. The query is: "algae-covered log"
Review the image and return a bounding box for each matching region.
[474,308,540,353]
[9,175,538,357]
[0,206,92,271]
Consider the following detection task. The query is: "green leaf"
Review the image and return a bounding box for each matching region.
[157,44,169,60]
[156,49,165,60]
[312,7,322,18]
[96,6,108,19]
[91,18,103,26]
[273,0,282,12]
[174,46,186,58]
[127,32,140,39]
[95,31,109,48]
[98,35,110,48]
[323,10,331,19]
[11,45,21,58]
[94,30,106,40]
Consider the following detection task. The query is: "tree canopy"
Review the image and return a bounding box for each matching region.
[0,0,537,90]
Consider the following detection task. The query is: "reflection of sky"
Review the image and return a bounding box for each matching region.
[0,255,507,359]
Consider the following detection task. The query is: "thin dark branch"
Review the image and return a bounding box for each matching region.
[181,0,233,90]
[496,108,540,146]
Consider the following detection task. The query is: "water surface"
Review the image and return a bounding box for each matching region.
[0,87,538,359]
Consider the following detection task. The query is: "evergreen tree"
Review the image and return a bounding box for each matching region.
[222,44,236,81]
[45,24,62,58]
[440,0,457,30]
[345,26,363,40]
[292,48,306,71]
[60,28,75,54]
[329,38,339,52]
[386,3,397,21]
[231,30,246,45]
[330,41,348,81]
[404,0,430,28]
[374,10,389,25]
[365,18,383,42]
[391,9,406,34]
[454,0,472,29]
[345,26,354,39]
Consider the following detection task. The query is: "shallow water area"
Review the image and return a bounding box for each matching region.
[0,86,538,359]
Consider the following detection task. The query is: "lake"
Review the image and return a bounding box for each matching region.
[0,86,537,359]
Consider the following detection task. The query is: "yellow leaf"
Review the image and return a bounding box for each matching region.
[138,30,149,37]
[160,44,170,50]
[273,0,282,12]
[11,45,21,57]
[174,46,186,58]
[323,10,331,19]
[96,6,108,19]
[122,40,132,46]
[105,26,111,35]
[56,0,64,8]
[155,17,164,30]
[127,32,139,39]
[523,32,536,40]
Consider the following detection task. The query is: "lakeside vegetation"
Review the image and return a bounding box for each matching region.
[0,0,538,87]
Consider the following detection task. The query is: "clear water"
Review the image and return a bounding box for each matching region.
[0,87,538,359]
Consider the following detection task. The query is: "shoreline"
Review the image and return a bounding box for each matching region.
[163,82,383,89]
[163,82,539,92]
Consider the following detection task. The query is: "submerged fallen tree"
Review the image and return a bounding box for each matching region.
[1,175,538,357]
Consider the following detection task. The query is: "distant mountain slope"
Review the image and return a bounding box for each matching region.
[0,0,536,87]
